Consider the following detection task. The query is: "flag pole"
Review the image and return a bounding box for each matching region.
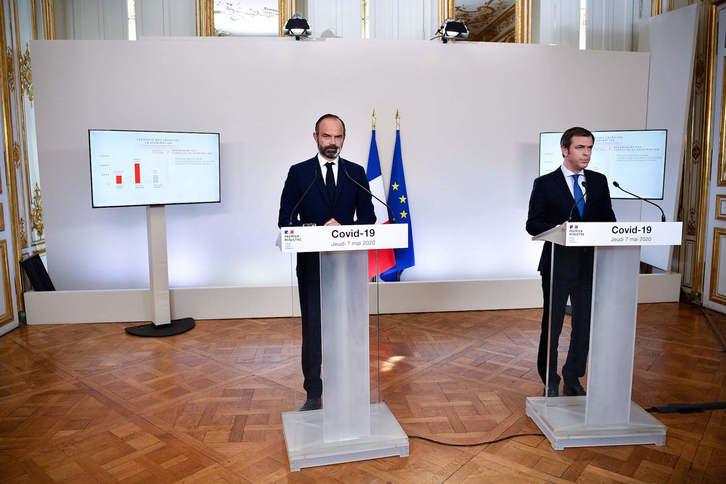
[372,108,376,129]
[396,109,400,130]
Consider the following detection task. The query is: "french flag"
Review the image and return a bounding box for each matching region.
[366,128,396,279]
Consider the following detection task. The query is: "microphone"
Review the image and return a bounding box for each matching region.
[612,181,666,222]
[343,167,397,223]
[568,181,587,222]
[288,164,320,226]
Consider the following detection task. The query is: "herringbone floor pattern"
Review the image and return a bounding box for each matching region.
[1,303,725,482]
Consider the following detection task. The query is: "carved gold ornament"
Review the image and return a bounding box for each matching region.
[687,208,697,236]
[19,217,27,248]
[19,45,32,103]
[6,47,14,90]
[31,183,43,238]
[12,142,20,167]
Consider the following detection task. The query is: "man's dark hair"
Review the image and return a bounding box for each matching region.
[315,114,346,137]
[560,127,594,150]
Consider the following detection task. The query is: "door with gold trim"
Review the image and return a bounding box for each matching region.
[0,130,19,336]
[704,5,726,313]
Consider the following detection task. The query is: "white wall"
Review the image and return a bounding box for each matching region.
[31,38,650,291]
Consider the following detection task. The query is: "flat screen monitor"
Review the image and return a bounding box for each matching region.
[539,129,667,200]
[89,129,220,208]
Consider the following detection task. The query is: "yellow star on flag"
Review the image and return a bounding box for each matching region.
[400,210,407,219]
[392,182,399,191]
[399,195,406,204]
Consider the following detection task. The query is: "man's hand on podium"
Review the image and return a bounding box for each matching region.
[324,218,341,226]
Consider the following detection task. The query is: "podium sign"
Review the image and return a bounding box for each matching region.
[565,222,682,246]
[535,221,682,247]
[280,223,408,253]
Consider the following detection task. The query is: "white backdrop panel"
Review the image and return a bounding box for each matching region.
[32,38,649,290]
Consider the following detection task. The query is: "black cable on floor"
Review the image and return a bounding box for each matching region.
[407,432,544,447]
[645,401,726,413]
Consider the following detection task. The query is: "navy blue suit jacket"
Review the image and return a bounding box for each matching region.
[278,156,376,228]
[526,168,616,275]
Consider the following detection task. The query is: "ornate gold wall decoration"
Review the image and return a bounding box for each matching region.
[0,203,5,232]
[31,183,42,238]
[6,47,14,90]
[19,45,31,103]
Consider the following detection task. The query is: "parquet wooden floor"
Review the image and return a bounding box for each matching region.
[1,302,725,482]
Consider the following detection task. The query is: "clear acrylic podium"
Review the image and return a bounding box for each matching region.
[526,221,682,450]
[279,224,409,471]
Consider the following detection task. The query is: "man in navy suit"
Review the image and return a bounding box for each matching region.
[278,114,376,411]
[526,127,616,397]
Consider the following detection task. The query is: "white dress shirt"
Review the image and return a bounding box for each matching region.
[318,153,339,185]
[561,164,586,201]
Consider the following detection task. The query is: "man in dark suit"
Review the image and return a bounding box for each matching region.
[278,114,376,411]
[526,127,616,397]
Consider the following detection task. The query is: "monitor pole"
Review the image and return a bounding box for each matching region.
[126,205,195,336]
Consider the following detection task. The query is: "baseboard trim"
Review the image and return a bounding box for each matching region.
[24,273,682,325]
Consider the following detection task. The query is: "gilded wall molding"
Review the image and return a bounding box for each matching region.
[716,194,726,220]
[41,0,55,39]
[0,240,13,325]
[278,1,296,37]
[694,3,719,296]
[196,0,214,36]
[0,1,23,313]
[710,227,726,305]
[31,0,37,40]
[718,61,726,185]
[680,2,719,299]
[0,203,5,232]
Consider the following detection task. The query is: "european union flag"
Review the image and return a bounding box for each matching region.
[381,128,415,281]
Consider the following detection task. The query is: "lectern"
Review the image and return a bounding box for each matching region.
[526,221,682,450]
[279,224,410,471]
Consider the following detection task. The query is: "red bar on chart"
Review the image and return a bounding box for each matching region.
[134,163,140,184]
[115,175,122,185]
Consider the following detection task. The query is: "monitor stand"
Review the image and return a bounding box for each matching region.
[126,205,195,337]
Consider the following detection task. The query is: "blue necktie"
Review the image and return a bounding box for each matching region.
[573,174,584,218]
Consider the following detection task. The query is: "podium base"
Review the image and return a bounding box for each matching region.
[526,396,666,450]
[282,402,409,472]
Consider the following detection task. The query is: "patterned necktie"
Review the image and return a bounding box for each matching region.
[573,173,585,218]
[325,162,335,201]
